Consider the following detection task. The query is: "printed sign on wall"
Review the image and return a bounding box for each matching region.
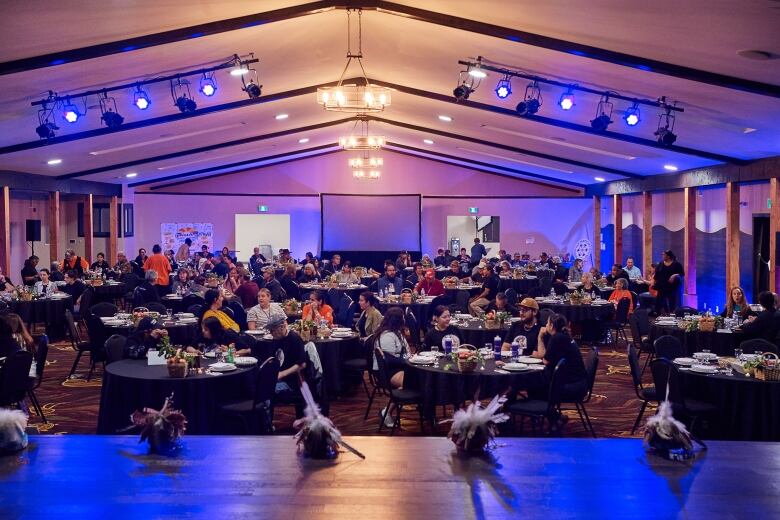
[161,223,213,253]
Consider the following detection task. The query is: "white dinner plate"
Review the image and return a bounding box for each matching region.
[175,313,195,318]
[693,352,718,361]
[409,356,434,365]
[516,356,542,364]
[234,357,258,367]
[209,362,237,372]
[177,318,198,324]
[333,327,352,332]
[502,363,531,371]
[689,364,718,374]
[244,329,267,335]
[204,351,217,358]
[673,357,695,366]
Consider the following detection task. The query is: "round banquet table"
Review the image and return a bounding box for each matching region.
[8,295,73,330]
[444,285,482,300]
[160,294,186,313]
[679,367,780,440]
[103,318,200,345]
[250,332,361,396]
[89,282,126,303]
[298,283,368,303]
[454,319,512,348]
[97,358,257,434]
[498,277,540,294]
[405,357,544,419]
[537,300,615,322]
[376,300,434,332]
[650,324,745,356]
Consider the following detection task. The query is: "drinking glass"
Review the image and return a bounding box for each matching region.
[734,348,743,361]
[166,308,173,321]
[430,346,440,357]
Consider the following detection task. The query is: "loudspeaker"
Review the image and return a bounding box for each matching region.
[26,219,41,242]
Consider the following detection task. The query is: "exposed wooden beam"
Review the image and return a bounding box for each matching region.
[109,196,119,266]
[642,191,652,275]
[593,196,601,270]
[770,178,780,293]
[684,187,697,302]
[83,194,93,262]
[48,191,60,264]
[725,182,740,293]
[613,194,623,266]
[0,187,9,273]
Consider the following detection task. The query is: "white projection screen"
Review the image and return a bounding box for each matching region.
[321,194,421,251]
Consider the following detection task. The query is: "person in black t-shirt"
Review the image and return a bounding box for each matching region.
[265,316,307,392]
[653,250,685,313]
[21,255,39,286]
[468,264,499,316]
[60,270,86,310]
[485,292,519,317]
[603,264,631,286]
[537,314,588,402]
[501,298,541,355]
[423,306,463,351]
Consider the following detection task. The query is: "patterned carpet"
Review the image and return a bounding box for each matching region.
[29,337,648,439]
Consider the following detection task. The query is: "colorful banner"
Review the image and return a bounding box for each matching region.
[161,223,213,253]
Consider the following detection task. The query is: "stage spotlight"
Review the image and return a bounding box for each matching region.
[655,126,677,145]
[62,101,80,123]
[170,78,197,112]
[199,72,217,97]
[623,102,640,126]
[99,93,124,128]
[175,96,197,112]
[243,81,262,99]
[494,76,512,99]
[515,81,542,116]
[558,88,575,110]
[35,122,57,139]
[133,86,151,110]
[590,94,614,131]
[591,114,612,131]
[655,100,678,146]
[453,83,473,100]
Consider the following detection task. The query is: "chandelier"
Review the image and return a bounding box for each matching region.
[339,118,385,150]
[348,156,383,168]
[353,169,381,180]
[316,9,391,113]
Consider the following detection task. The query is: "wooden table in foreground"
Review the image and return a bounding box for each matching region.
[1,436,778,518]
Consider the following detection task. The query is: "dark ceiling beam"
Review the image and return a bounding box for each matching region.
[55,118,355,180]
[384,143,583,191]
[2,1,776,99]
[149,148,342,190]
[368,116,639,178]
[129,144,338,188]
[372,79,749,165]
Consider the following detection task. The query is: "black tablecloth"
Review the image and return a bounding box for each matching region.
[538,301,614,322]
[90,282,126,303]
[253,333,361,396]
[105,320,200,345]
[498,277,540,295]
[97,359,257,434]
[8,295,73,328]
[405,358,544,418]
[680,369,780,441]
[298,285,367,305]
[650,324,744,356]
[455,320,512,347]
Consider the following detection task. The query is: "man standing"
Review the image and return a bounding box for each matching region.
[142,244,173,297]
[175,238,192,264]
[469,263,499,316]
[470,238,488,267]
[623,257,642,281]
[377,264,403,295]
[63,249,89,278]
[501,298,542,356]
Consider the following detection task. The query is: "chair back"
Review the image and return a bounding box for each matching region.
[226,300,248,330]
[326,288,341,309]
[634,308,651,336]
[650,358,683,407]
[32,334,50,387]
[334,294,353,327]
[131,287,146,308]
[654,335,684,359]
[0,350,33,406]
[454,290,470,313]
[119,272,141,292]
[79,286,94,312]
[546,358,567,411]
[221,305,235,320]
[84,313,109,359]
[145,302,168,314]
[627,345,643,393]
[254,357,280,406]
[504,288,518,307]
[65,309,82,346]
[739,338,778,354]
[628,314,642,350]
[615,297,631,324]
[674,306,698,317]
[187,304,205,318]
[583,346,599,401]
[430,295,450,309]
[181,294,206,310]
[404,308,419,344]
[373,345,393,394]
[90,302,118,318]
[104,334,127,364]
[403,278,415,289]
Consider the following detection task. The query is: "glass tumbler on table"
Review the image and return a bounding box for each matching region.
[734,348,743,361]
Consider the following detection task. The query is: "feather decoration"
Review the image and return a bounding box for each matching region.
[643,400,693,458]
[294,382,365,459]
[129,393,187,453]
[0,409,28,454]
[446,395,509,453]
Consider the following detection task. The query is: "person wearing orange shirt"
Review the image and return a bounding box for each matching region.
[302,290,334,327]
[608,278,635,315]
[143,244,172,297]
[62,249,89,277]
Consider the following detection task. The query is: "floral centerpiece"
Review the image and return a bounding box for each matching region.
[494,311,510,326]
[14,285,33,301]
[292,319,317,341]
[84,270,104,286]
[284,299,301,314]
[456,345,479,372]
[484,311,498,329]
[129,393,187,454]
[158,336,192,378]
[205,273,223,288]
[744,352,780,381]
[569,289,583,305]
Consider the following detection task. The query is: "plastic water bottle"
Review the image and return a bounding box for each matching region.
[389,284,395,296]
[493,335,502,358]
[226,344,235,363]
[549,287,555,298]
[715,305,720,315]
[511,339,519,360]
[444,336,452,356]
[421,288,426,297]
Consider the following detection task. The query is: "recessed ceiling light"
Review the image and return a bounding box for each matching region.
[594,177,605,182]
[298,138,310,144]
[125,172,138,178]
[663,164,678,171]
[47,158,62,165]
[275,114,289,120]
[736,49,775,61]
[423,139,434,145]
[438,115,453,122]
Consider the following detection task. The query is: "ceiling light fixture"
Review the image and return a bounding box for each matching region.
[133,85,151,110]
[558,87,575,110]
[47,158,62,165]
[298,138,310,144]
[125,172,138,178]
[62,99,82,123]
[515,81,542,116]
[663,164,678,171]
[199,72,217,97]
[99,92,124,128]
[594,177,605,182]
[453,57,486,101]
[654,97,678,146]
[623,102,641,126]
[423,139,434,145]
[438,115,453,122]
[590,93,614,131]
[353,169,381,180]
[170,78,197,113]
[339,118,385,150]
[494,75,512,99]
[35,93,59,139]
[275,114,289,120]
[349,156,383,169]
[316,9,391,113]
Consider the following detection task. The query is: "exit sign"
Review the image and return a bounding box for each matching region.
[258,205,269,212]
[769,198,773,209]
[468,207,479,214]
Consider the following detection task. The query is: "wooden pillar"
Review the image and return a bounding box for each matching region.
[725,182,740,292]
[613,194,623,267]
[109,196,118,265]
[684,187,697,300]
[770,178,779,293]
[0,186,9,273]
[593,196,601,270]
[83,194,93,262]
[642,191,652,275]
[48,191,60,264]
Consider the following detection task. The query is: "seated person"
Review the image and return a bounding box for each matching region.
[406,263,425,286]
[356,291,383,337]
[739,291,779,341]
[579,272,602,298]
[420,254,434,268]
[49,261,65,282]
[279,264,299,297]
[444,260,469,282]
[722,286,753,319]
[373,308,410,428]
[608,278,634,315]
[334,262,359,284]
[190,316,245,355]
[589,267,602,281]
[533,313,588,402]
[423,306,463,352]
[468,263,500,316]
[603,264,630,286]
[125,317,168,359]
[5,313,34,350]
[33,269,56,297]
[90,252,110,272]
[568,258,584,283]
[261,268,285,302]
[501,298,541,355]
[265,316,307,400]
[201,289,240,332]
[60,270,87,310]
[485,292,519,317]
[0,316,21,358]
[247,288,287,330]
[135,270,162,304]
[302,290,334,327]
[458,248,471,264]
[234,272,260,309]
[433,248,448,267]
[498,261,512,276]
[414,269,445,296]
[297,263,320,283]
[171,269,192,295]
[377,264,403,295]
[623,257,642,281]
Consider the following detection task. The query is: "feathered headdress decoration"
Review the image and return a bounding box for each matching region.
[294,382,365,459]
[446,394,509,453]
[129,393,187,454]
[0,409,28,454]
[643,400,693,459]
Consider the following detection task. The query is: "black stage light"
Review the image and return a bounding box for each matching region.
[453,84,472,100]
[35,122,57,139]
[655,126,677,145]
[590,114,612,131]
[101,109,124,128]
[244,82,262,99]
[175,96,197,113]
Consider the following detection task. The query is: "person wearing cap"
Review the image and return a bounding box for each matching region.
[501,298,542,356]
[265,316,307,399]
[414,269,445,296]
[125,316,168,359]
[468,262,500,316]
[202,289,240,332]
[444,260,468,283]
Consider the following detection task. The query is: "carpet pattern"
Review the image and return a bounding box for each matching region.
[28,338,649,438]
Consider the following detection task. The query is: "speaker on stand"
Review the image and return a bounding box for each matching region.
[26,219,41,257]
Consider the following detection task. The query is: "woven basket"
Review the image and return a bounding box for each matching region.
[457,345,478,373]
[167,361,188,378]
[755,352,780,381]
[698,317,716,332]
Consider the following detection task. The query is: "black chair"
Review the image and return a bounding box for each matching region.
[181,294,206,311]
[373,346,425,435]
[629,313,654,376]
[104,334,127,364]
[219,357,279,434]
[0,350,34,412]
[654,335,684,360]
[430,295,450,310]
[562,347,598,437]
[226,300,248,330]
[89,302,118,318]
[507,358,566,436]
[404,308,420,347]
[145,301,168,314]
[187,304,205,318]
[453,290,470,314]
[342,334,372,404]
[739,338,778,354]
[65,309,99,380]
[326,288,341,309]
[674,306,699,317]
[76,286,94,318]
[606,297,631,347]
[650,358,717,436]
[27,335,49,422]
[335,294,354,327]
[629,291,639,309]
[403,279,415,289]
[627,345,657,434]
[504,288,518,307]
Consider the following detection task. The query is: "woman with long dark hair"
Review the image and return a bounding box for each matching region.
[535,313,588,402]
[423,305,463,352]
[653,250,684,313]
[356,291,382,337]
